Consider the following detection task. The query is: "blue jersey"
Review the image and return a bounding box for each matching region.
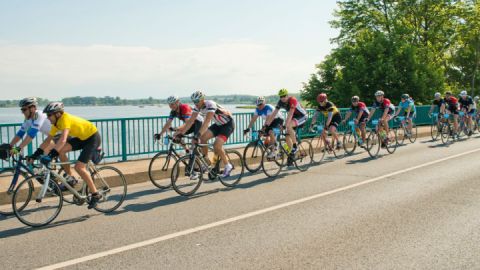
[398,99,416,113]
[254,104,283,120]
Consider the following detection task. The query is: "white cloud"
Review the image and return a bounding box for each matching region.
[0,41,319,99]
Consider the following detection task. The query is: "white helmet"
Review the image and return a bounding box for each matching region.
[166,96,179,104]
[460,90,468,97]
[474,96,479,101]
[19,97,38,107]
[256,96,265,106]
[434,92,441,98]
[190,90,205,103]
[43,102,64,114]
[374,90,384,97]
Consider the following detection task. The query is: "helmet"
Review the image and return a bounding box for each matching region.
[278,88,288,97]
[475,96,479,101]
[375,90,384,97]
[351,96,360,102]
[190,91,205,103]
[317,93,327,103]
[19,97,38,108]
[166,96,179,104]
[256,96,265,106]
[445,91,452,95]
[43,102,64,114]
[401,94,409,100]
[460,90,467,97]
[434,92,441,98]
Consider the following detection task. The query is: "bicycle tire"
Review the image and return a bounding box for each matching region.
[148,152,176,189]
[88,166,127,213]
[342,130,357,156]
[171,155,204,196]
[366,131,380,158]
[0,169,32,216]
[218,149,244,187]
[242,141,264,173]
[294,140,313,172]
[13,176,63,227]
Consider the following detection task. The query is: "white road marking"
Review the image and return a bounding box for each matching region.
[36,147,480,270]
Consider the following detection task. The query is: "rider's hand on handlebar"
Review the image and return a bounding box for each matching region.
[154,133,161,141]
[243,128,250,136]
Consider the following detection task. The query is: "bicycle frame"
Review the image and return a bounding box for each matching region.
[5,155,36,194]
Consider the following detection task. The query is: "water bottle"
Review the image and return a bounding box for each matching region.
[212,154,219,165]
[355,127,361,138]
[282,142,290,153]
[163,136,170,145]
[380,130,387,140]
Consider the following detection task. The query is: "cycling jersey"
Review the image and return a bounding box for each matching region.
[16,110,51,139]
[349,102,370,116]
[169,103,204,122]
[432,99,445,109]
[254,104,283,120]
[193,100,232,125]
[49,112,98,141]
[398,98,416,114]
[445,97,458,109]
[276,97,307,119]
[316,101,340,117]
[372,98,395,114]
[459,96,474,110]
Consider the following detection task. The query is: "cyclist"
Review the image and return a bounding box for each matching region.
[368,90,395,145]
[429,92,446,116]
[39,102,103,209]
[243,96,284,158]
[265,88,307,163]
[342,95,369,147]
[458,90,475,135]
[394,94,416,136]
[183,91,234,177]
[475,96,480,119]
[9,97,52,154]
[154,96,204,143]
[310,93,342,149]
[444,91,460,136]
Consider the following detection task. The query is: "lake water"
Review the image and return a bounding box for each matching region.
[0,104,253,124]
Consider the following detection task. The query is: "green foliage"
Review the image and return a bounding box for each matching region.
[302,0,480,107]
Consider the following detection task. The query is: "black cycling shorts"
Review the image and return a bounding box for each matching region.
[208,120,235,142]
[326,113,342,129]
[67,132,102,164]
[186,120,203,135]
[265,118,284,133]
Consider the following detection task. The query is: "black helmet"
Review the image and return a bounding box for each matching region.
[43,102,64,114]
[19,97,38,108]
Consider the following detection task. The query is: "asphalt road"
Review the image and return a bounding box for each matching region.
[2,135,480,270]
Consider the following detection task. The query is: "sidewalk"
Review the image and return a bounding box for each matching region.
[0,125,434,206]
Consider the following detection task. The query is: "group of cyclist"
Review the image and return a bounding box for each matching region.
[429,90,478,138]
[6,89,478,210]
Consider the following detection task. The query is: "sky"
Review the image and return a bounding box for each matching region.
[0,0,339,100]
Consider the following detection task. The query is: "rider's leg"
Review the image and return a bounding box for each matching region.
[286,120,298,151]
[58,143,73,176]
[360,122,367,141]
[199,130,215,162]
[213,137,228,167]
[453,115,459,132]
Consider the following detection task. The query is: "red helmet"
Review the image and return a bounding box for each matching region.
[317,93,327,103]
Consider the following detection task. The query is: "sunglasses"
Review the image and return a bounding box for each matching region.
[279,95,287,98]
[20,107,29,112]
[47,113,55,117]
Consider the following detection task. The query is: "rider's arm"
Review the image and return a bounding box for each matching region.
[356,111,364,122]
[181,112,198,134]
[368,108,376,120]
[265,108,279,126]
[158,119,173,136]
[429,105,434,114]
[343,111,352,122]
[10,121,28,147]
[247,115,258,130]
[53,129,70,153]
[382,108,389,120]
[326,112,333,126]
[285,108,294,128]
[197,112,213,138]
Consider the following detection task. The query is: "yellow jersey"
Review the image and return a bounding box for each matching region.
[49,112,97,140]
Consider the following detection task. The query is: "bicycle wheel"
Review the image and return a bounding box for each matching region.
[88,166,127,213]
[440,123,451,144]
[385,129,398,154]
[366,131,380,158]
[294,140,313,172]
[219,149,244,187]
[171,155,203,196]
[342,131,356,156]
[431,122,439,141]
[408,122,418,143]
[0,169,32,216]
[242,142,264,173]
[148,152,177,189]
[261,144,284,178]
[310,136,326,163]
[13,176,63,227]
[395,127,406,145]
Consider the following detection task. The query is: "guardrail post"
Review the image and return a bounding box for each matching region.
[27,143,33,156]
[121,119,127,161]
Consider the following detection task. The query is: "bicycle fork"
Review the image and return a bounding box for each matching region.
[36,170,52,203]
